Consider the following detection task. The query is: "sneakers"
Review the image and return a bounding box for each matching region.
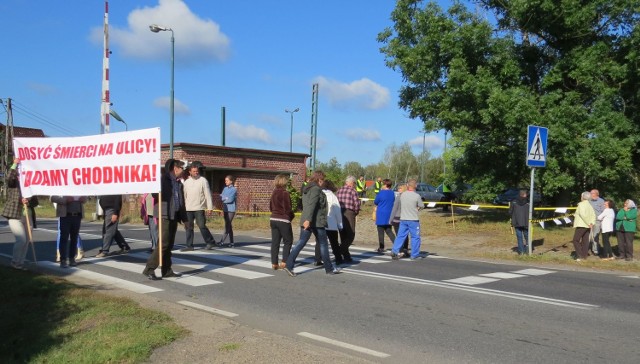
[11,262,27,271]
[76,249,84,261]
[327,267,342,275]
[180,247,194,252]
[205,244,215,250]
[390,252,400,260]
[55,250,61,262]
[283,267,296,277]
[375,248,385,254]
[410,256,425,261]
[314,261,324,267]
[95,251,108,258]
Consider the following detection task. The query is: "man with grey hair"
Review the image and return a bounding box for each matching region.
[589,189,605,255]
[390,179,424,260]
[336,175,361,263]
[573,191,596,261]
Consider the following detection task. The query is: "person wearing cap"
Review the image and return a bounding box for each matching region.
[142,159,188,280]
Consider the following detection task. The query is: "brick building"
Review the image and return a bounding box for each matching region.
[167,142,308,214]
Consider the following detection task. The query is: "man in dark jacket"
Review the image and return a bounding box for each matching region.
[509,190,529,255]
[96,194,130,257]
[283,170,341,277]
[142,159,188,280]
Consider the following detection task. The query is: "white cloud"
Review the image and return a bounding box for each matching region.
[227,121,272,144]
[312,76,390,110]
[409,135,444,150]
[90,0,230,64]
[344,128,381,142]
[27,82,57,95]
[153,96,190,114]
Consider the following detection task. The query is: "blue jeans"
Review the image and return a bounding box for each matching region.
[391,220,421,258]
[286,227,333,273]
[515,227,528,254]
[185,210,215,247]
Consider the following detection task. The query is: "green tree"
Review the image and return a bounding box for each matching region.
[379,0,640,203]
[316,157,344,186]
[382,142,420,183]
[343,161,365,179]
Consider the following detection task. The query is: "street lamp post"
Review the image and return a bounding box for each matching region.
[285,108,299,152]
[149,24,175,159]
[109,108,127,131]
[420,130,427,183]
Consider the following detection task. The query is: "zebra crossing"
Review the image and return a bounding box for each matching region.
[29,243,399,294]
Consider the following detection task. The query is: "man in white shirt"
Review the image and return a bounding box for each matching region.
[181,164,217,251]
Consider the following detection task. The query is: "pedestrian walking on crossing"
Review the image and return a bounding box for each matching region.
[283,170,341,277]
[269,174,295,270]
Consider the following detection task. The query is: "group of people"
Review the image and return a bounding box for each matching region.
[141,159,237,280]
[510,188,635,261]
[573,189,635,261]
[269,173,425,277]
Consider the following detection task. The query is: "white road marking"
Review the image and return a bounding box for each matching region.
[479,272,526,279]
[127,252,274,279]
[178,300,239,318]
[297,332,390,358]
[343,268,598,309]
[512,268,556,276]
[38,261,162,294]
[444,276,500,285]
[89,259,223,286]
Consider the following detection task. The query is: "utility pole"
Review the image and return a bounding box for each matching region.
[2,98,14,198]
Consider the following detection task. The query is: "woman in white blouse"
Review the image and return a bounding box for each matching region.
[597,199,616,260]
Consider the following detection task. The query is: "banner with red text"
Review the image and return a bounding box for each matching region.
[13,128,161,197]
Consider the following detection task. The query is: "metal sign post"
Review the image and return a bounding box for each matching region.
[526,125,548,255]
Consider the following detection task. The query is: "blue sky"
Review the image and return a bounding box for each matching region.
[0,0,454,166]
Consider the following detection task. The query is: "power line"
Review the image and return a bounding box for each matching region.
[8,99,82,136]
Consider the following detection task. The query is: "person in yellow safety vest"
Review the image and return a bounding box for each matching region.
[356,176,366,200]
[374,177,382,195]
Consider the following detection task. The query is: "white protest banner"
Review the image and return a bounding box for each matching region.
[13,128,161,197]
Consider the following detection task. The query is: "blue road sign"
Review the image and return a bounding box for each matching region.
[526,125,548,168]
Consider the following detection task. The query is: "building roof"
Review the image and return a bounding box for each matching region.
[0,123,46,138]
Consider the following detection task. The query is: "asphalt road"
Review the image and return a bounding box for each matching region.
[1,217,639,363]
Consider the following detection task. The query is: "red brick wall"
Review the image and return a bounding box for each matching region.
[160,144,307,212]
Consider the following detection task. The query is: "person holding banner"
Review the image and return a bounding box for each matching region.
[2,158,30,270]
[51,195,86,268]
[142,159,187,280]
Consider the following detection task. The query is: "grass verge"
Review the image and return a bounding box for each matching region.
[0,267,186,363]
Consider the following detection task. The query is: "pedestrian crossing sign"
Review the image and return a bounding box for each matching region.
[526,125,548,167]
